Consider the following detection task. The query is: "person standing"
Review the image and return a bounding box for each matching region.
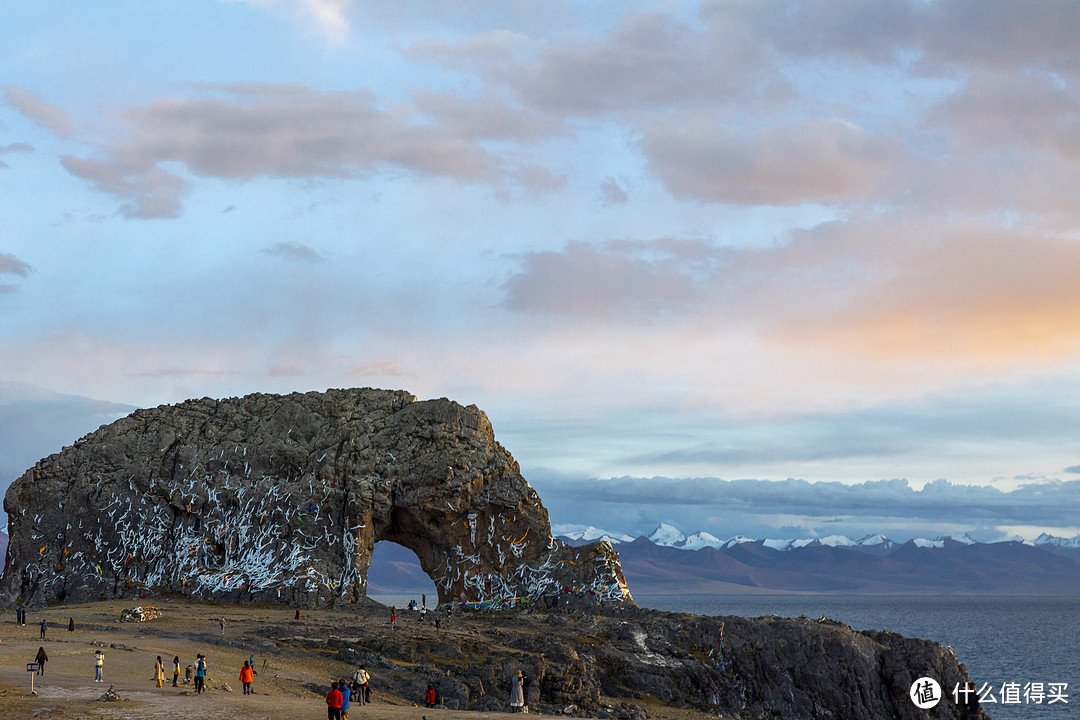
[339,676,352,720]
[155,656,165,687]
[172,656,180,687]
[526,673,540,711]
[389,609,396,630]
[68,617,75,632]
[295,608,301,622]
[39,618,47,639]
[35,646,48,675]
[219,617,226,635]
[326,681,344,720]
[94,649,105,682]
[240,661,254,695]
[194,654,207,694]
[509,670,524,712]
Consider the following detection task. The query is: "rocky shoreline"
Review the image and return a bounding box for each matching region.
[266,596,986,720]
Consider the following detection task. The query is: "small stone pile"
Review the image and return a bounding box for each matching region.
[119,605,162,622]
[98,684,123,702]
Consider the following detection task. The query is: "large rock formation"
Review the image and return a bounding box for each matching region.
[1,388,629,607]
[319,605,986,720]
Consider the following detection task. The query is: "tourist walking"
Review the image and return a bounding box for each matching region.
[39,618,47,639]
[240,661,255,695]
[353,666,370,704]
[509,670,524,712]
[94,649,104,682]
[155,655,165,687]
[35,646,48,675]
[339,677,352,719]
[172,656,180,687]
[326,681,344,720]
[194,654,207,694]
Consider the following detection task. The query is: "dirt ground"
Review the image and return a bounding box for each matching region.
[0,598,542,720]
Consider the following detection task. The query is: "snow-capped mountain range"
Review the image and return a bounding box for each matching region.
[555,522,1080,552]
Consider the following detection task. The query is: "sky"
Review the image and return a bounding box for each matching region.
[4,1,1080,543]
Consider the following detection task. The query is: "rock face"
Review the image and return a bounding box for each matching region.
[1,389,629,607]
[284,601,986,720]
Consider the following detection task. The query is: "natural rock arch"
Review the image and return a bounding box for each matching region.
[2,389,629,608]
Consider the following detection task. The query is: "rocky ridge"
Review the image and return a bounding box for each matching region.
[265,599,985,720]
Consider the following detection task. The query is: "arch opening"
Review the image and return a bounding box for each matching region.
[365,540,440,609]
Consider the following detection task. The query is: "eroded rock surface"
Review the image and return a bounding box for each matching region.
[282,601,987,720]
[1,388,629,607]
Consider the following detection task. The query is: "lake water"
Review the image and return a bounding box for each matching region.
[635,594,1079,720]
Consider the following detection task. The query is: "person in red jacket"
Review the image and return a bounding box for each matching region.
[240,661,255,695]
[326,681,344,720]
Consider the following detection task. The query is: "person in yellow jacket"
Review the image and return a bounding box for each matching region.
[155,656,165,687]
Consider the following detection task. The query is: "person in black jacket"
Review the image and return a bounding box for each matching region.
[35,646,48,675]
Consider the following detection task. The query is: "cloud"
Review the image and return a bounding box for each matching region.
[545,475,1080,529]
[501,217,1080,377]
[60,156,188,220]
[642,118,902,205]
[52,84,533,218]
[0,252,31,279]
[933,71,1080,160]
[2,86,73,136]
[224,0,354,40]
[760,219,1080,368]
[600,177,627,206]
[0,142,33,155]
[502,239,713,317]
[0,253,31,293]
[262,241,326,263]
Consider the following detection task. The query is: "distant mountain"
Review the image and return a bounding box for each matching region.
[555,525,636,546]
[551,524,1080,595]
[612,534,1080,596]
[365,541,437,595]
[681,531,724,550]
[648,523,686,547]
